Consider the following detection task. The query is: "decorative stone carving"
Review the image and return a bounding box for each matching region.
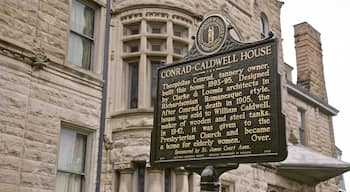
[32,47,49,71]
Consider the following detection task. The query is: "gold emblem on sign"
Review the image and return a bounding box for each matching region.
[196,15,227,54]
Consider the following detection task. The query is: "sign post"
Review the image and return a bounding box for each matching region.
[150,15,287,191]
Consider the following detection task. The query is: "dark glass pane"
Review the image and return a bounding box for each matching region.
[130,45,139,52]
[138,167,145,192]
[174,47,182,54]
[68,33,93,70]
[174,31,182,37]
[152,27,161,34]
[151,61,161,107]
[131,29,139,35]
[129,62,139,108]
[164,169,171,192]
[300,129,305,145]
[260,14,268,39]
[71,0,94,37]
[152,44,161,51]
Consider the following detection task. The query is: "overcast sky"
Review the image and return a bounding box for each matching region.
[280,0,350,189]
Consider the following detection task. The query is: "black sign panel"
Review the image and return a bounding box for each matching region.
[151,38,287,168]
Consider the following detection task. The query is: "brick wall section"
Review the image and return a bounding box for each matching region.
[294,22,328,102]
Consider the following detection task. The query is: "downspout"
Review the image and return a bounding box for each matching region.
[96,0,111,191]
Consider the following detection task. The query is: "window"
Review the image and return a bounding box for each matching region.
[124,23,140,35]
[135,163,146,192]
[260,13,269,39]
[173,24,188,38]
[128,61,139,108]
[56,128,88,192]
[174,47,182,55]
[148,39,166,52]
[152,44,161,51]
[297,110,306,145]
[150,59,163,107]
[164,169,171,192]
[68,0,95,70]
[130,45,139,52]
[174,31,182,37]
[267,184,285,192]
[120,16,189,110]
[152,27,161,34]
[123,40,140,53]
[173,41,187,55]
[148,22,166,34]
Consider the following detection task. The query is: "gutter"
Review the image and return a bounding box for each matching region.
[96,0,111,191]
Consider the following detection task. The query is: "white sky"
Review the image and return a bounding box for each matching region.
[280,0,350,189]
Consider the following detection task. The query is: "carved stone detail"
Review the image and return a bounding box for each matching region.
[32,47,49,71]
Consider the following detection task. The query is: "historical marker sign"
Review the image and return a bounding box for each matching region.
[150,16,287,168]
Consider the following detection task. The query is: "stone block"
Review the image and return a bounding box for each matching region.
[0,168,20,185]
[21,160,56,176]
[0,183,19,192]
[0,133,23,157]
[0,155,21,171]
[20,172,55,190]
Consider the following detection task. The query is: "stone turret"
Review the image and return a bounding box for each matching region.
[294,22,328,101]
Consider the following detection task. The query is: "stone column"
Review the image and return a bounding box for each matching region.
[118,169,134,192]
[139,19,148,108]
[175,168,189,192]
[147,169,163,192]
[166,20,173,64]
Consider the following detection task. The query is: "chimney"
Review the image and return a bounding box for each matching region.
[294,22,328,102]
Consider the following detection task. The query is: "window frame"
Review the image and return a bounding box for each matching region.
[260,13,269,39]
[127,60,140,109]
[149,58,164,107]
[297,109,306,145]
[67,0,97,71]
[56,124,93,192]
[173,24,188,38]
[119,16,190,110]
[124,22,141,36]
[148,21,166,34]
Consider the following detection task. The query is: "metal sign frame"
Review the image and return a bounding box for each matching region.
[150,37,287,168]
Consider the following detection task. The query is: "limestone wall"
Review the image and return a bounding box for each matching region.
[0,0,106,191]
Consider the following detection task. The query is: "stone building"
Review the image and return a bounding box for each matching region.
[0,1,349,192]
[0,0,108,191]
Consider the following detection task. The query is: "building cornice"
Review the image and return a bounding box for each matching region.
[0,37,104,88]
[111,3,203,20]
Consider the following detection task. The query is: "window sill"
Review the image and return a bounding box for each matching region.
[52,62,104,86]
[109,108,154,118]
[173,36,190,44]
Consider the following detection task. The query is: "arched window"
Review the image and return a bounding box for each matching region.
[260,13,269,39]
